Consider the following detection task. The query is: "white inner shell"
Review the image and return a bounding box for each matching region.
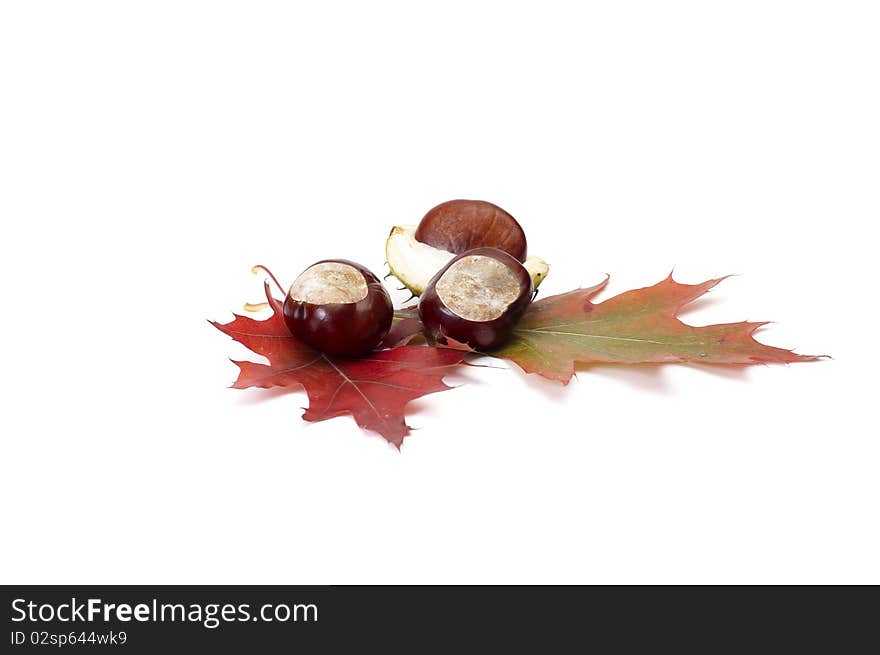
[435,255,521,321]
[289,262,368,304]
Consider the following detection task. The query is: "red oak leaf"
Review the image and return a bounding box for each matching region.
[380,306,424,348]
[211,283,465,447]
[491,274,821,383]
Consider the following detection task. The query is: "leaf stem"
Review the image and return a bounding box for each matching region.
[251,264,286,297]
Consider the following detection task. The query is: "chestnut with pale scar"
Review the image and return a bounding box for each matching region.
[283,259,392,357]
[419,247,534,351]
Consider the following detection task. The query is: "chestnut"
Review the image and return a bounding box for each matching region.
[283,259,393,357]
[415,199,528,262]
[386,199,549,296]
[419,247,533,351]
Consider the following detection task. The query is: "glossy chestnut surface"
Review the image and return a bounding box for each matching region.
[419,247,533,351]
[283,259,393,357]
[415,199,528,263]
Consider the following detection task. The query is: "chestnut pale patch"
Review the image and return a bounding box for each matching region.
[289,261,368,305]
[435,254,523,322]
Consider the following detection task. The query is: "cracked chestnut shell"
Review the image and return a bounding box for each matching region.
[419,247,533,351]
[415,199,528,263]
[283,259,393,357]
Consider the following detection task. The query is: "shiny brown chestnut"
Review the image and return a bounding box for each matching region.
[415,199,528,263]
[283,259,393,357]
[419,247,533,351]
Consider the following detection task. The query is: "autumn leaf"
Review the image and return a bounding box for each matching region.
[491,274,821,383]
[211,283,465,447]
[380,306,423,348]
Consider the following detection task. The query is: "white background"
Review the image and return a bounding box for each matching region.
[1,2,877,584]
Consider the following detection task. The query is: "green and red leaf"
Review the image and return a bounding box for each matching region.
[491,274,820,383]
